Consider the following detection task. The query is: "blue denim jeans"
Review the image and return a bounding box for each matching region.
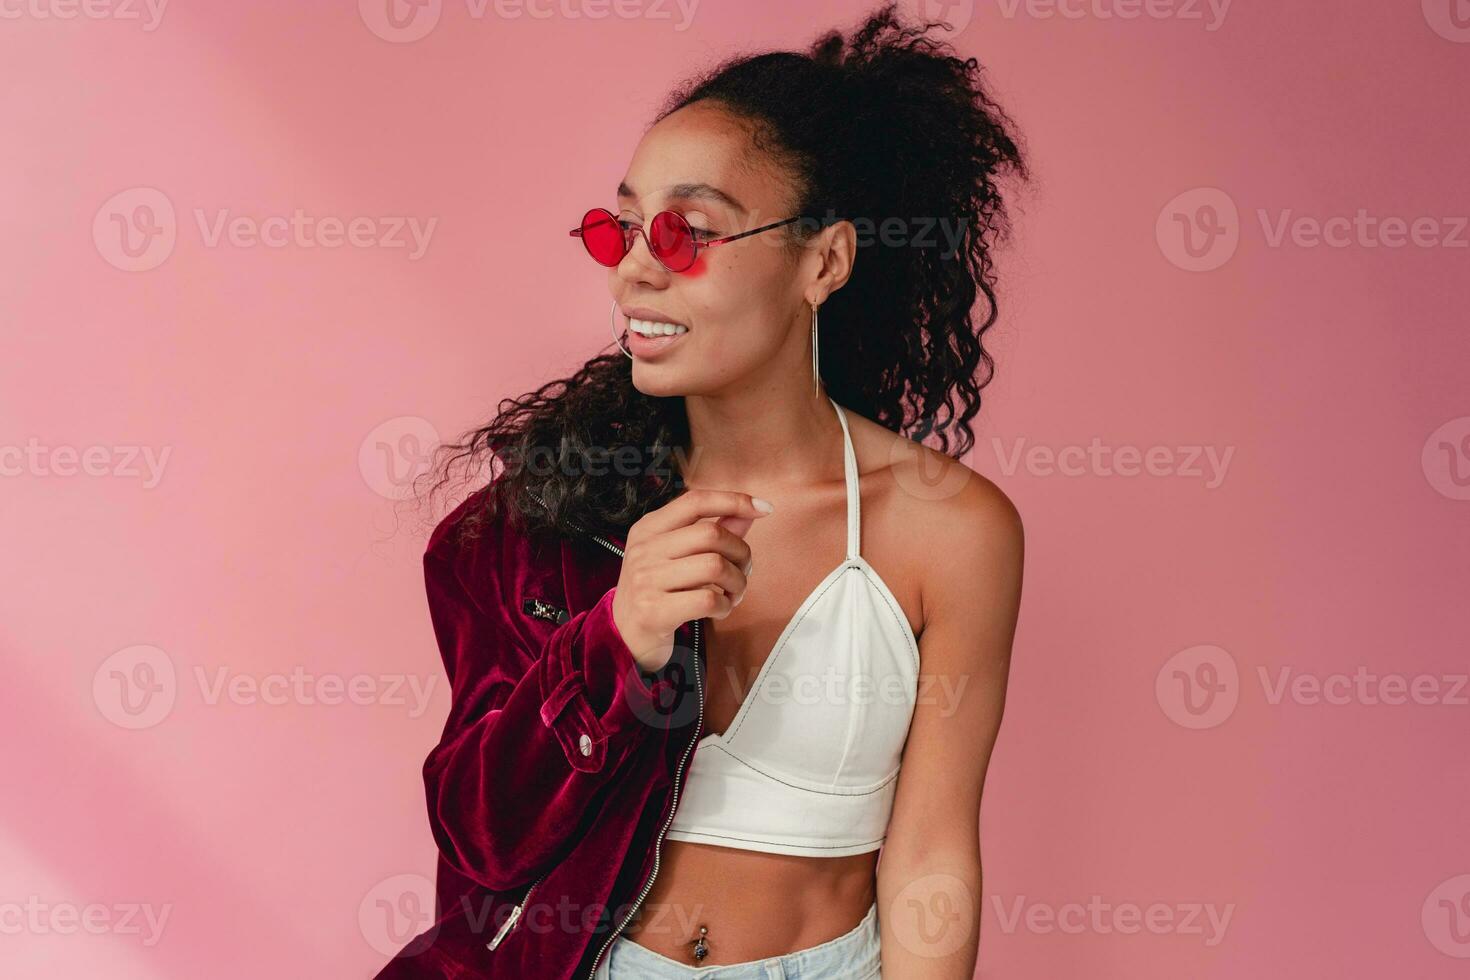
[594,901,881,979]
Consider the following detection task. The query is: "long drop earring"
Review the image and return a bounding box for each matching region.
[610,299,633,359]
[810,302,821,396]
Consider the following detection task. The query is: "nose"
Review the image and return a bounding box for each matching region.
[615,224,670,286]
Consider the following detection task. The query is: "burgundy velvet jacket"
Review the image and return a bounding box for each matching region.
[374,486,705,980]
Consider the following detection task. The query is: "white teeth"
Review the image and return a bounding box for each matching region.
[629,317,689,337]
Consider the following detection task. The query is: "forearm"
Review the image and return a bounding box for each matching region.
[876,844,983,979]
[424,553,678,891]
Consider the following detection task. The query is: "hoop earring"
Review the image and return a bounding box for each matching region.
[610,299,632,359]
[810,302,821,396]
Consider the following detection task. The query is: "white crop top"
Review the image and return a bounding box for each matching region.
[664,394,922,858]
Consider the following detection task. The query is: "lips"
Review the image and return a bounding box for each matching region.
[622,306,690,358]
[620,307,687,337]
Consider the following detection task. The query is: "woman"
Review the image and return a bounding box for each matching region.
[383,4,1026,978]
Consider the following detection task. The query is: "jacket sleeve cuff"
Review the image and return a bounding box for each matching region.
[537,586,676,772]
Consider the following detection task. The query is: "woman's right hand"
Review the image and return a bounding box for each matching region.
[611,489,774,672]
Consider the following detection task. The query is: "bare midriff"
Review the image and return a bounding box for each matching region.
[618,840,878,965]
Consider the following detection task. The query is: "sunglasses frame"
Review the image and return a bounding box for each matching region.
[570,206,805,273]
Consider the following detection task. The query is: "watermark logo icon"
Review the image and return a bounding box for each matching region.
[888,873,975,959]
[1156,644,1238,729]
[93,645,177,729]
[913,0,976,33]
[1157,187,1239,272]
[1422,416,1470,501]
[1423,874,1470,957]
[889,423,976,504]
[1423,0,1470,42]
[624,642,702,732]
[94,187,176,272]
[360,873,440,956]
[360,416,440,500]
[359,0,442,42]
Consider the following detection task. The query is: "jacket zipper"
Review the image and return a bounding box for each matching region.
[486,881,535,950]
[487,490,706,973]
[584,615,702,979]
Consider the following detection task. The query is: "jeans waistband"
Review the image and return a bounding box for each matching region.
[599,901,880,979]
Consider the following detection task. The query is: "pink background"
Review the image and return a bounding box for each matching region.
[3,1,1468,976]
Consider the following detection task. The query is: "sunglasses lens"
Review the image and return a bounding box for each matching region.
[580,208,627,266]
[649,211,697,272]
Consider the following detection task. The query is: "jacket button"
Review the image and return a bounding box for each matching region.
[578,733,593,756]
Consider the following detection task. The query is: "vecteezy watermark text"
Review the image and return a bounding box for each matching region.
[1158,187,1469,272]
[193,209,436,259]
[358,0,702,42]
[990,437,1234,488]
[990,0,1232,31]
[0,897,172,947]
[94,187,438,272]
[1257,667,1469,707]
[93,645,440,729]
[1,440,171,488]
[704,664,965,716]
[0,0,168,30]
[991,894,1235,947]
[1157,645,1470,730]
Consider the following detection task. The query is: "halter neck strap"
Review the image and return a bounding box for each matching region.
[826,394,861,560]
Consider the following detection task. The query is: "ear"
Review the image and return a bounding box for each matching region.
[804,219,858,305]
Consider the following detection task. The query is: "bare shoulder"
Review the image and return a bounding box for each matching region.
[852,414,1024,628]
[912,444,1022,609]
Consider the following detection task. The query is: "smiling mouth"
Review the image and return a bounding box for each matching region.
[627,317,689,337]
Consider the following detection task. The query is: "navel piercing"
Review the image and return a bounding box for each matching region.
[690,924,710,962]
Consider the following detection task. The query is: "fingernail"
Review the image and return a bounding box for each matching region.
[752,497,774,514]
[744,559,754,576]
[733,590,745,607]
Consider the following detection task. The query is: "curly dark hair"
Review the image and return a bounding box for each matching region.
[421,1,1026,544]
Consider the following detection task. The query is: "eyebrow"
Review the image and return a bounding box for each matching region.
[617,181,746,213]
